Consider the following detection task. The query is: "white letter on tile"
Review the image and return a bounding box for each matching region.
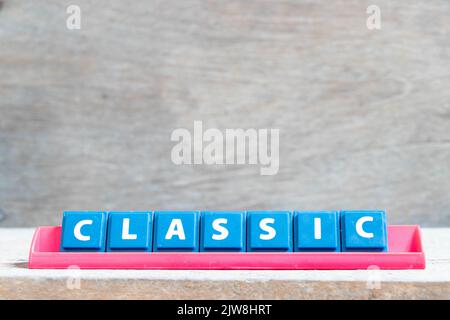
[165,219,186,240]
[74,220,92,241]
[314,218,322,240]
[259,218,276,240]
[356,216,374,238]
[212,218,229,240]
[122,218,137,240]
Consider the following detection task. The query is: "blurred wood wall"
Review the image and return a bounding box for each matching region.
[0,0,449,226]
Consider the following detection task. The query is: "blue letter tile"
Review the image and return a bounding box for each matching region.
[341,210,388,252]
[153,211,199,252]
[247,211,293,252]
[200,211,246,252]
[294,211,340,252]
[106,212,153,252]
[61,211,108,252]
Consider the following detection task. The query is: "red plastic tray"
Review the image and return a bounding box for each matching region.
[28,225,425,270]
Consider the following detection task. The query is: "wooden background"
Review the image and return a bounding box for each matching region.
[0,0,449,227]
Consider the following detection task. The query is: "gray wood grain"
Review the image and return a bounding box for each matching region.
[0,0,449,227]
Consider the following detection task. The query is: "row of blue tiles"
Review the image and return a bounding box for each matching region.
[60,210,388,252]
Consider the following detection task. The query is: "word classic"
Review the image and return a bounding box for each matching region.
[60,210,388,252]
[170,121,280,175]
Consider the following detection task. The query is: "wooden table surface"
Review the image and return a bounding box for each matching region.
[0,228,449,299]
